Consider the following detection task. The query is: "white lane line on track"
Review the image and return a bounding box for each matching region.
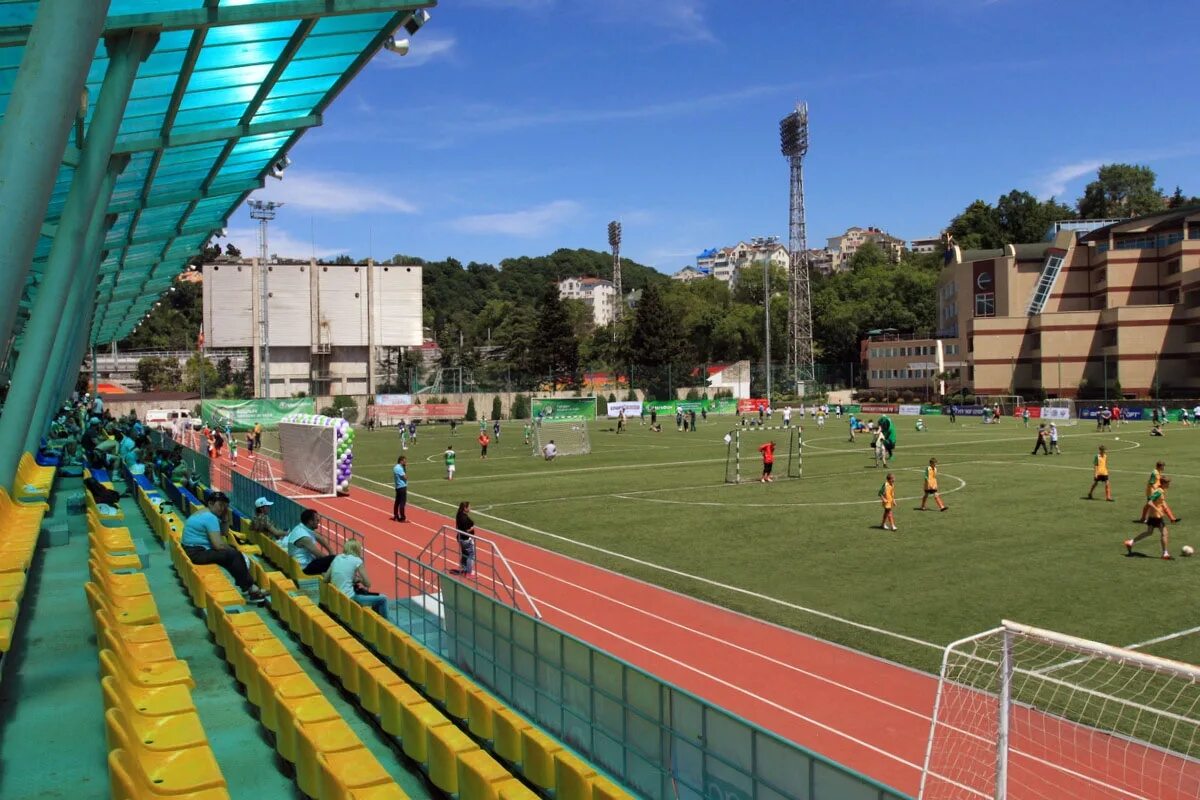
[348,472,944,651]
[328,492,938,722]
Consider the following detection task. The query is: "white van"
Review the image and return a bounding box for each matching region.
[145,408,194,431]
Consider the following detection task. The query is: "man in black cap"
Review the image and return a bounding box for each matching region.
[180,491,267,602]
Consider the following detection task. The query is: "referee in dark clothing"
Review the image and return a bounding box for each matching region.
[392,456,408,522]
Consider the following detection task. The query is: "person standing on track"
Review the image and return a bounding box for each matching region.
[444,444,456,480]
[1125,478,1178,559]
[1087,444,1112,501]
[253,421,263,452]
[758,439,775,483]
[454,501,476,576]
[392,455,408,522]
[919,458,948,511]
[879,473,897,531]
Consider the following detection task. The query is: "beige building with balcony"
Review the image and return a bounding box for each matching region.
[937,208,1200,398]
[827,226,906,270]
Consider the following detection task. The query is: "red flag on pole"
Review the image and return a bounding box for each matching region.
[197,328,205,350]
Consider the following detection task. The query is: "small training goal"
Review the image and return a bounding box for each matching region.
[920,619,1200,800]
[976,395,1025,420]
[531,421,591,457]
[724,425,802,483]
[1041,398,1078,426]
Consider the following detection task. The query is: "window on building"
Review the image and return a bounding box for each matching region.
[1167,259,1181,275]
[974,293,995,317]
[1165,288,1180,305]
[1095,268,1106,283]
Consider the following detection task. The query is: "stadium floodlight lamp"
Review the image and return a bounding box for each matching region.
[218,228,227,238]
[383,36,410,56]
[268,156,292,180]
[403,9,430,35]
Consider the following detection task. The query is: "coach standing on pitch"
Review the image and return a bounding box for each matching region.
[392,456,408,522]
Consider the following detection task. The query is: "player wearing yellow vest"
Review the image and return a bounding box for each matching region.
[1125,478,1179,559]
[919,457,948,511]
[1137,461,1165,523]
[1087,445,1112,501]
[878,473,897,531]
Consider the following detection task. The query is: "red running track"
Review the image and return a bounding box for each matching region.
[210,453,1199,800]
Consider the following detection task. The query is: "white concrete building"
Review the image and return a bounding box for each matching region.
[670,266,706,282]
[203,259,423,397]
[909,236,942,255]
[696,237,790,284]
[558,276,617,327]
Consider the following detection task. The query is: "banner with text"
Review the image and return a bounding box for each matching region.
[374,394,413,406]
[737,398,769,413]
[606,401,643,418]
[920,404,943,416]
[201,398,315,431]
[368,403,466,421]
[532,397,597,421]
[898,404,923,416]
[859,403,899,414]
[948,405,987,416]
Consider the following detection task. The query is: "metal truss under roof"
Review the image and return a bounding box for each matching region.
[0,0,434,347]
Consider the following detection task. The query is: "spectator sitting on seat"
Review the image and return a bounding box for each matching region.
[248,497,286,539]
[325,539,387,616]
[180,491,267,603]
[279,508,337,575]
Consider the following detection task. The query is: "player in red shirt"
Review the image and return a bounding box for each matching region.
[758,440,776,483]
[478,431,490,459]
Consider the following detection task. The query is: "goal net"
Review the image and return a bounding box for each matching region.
[531,421,590,457]
[724,425,802,483]
[920,619,1200,800]
[1041,398,1077,426]
[254,420,338,498]
[976,395,1025,419]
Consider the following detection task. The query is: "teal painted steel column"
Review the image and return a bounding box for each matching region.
[0,30,155,491]
[0,0,111,374]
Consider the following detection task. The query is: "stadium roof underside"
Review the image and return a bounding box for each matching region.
[0,0,434,353]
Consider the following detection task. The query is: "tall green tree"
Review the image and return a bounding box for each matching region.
[629,282,688,399]
[134,356,182,392]
[995,190,1074,243]
[948,200,1004,250]
[530,282,579,389]
[181,353,219,393]
[1077,163,1164,219]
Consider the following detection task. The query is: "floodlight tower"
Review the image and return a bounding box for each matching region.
[608,221,623,327]
[780,102,815,394]
[248,200,283,397]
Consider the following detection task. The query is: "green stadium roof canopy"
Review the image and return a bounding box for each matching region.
[0,1,434,347]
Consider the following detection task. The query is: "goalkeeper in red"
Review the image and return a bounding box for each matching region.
[758,440,775,483]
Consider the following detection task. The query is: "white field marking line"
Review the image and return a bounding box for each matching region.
[350,472,943,651]
[529,595,924,774]
[329,492,939,719]
[800,427,1126,454]
[402,456,726,484]
[615,472,967,508]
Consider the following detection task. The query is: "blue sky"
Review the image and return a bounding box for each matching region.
[229,0,1200,272]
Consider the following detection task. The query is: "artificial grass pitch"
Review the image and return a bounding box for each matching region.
[266,415,1200,672]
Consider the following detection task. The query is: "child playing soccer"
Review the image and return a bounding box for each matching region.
[758,440,775,483]
[879,473,897,531]
[919,458,947,511]
[1087,445,1111,501]
[1138,461,1166,522]
[444,445,456,480]
[1125,478,1178,559]
[523,422,532,446]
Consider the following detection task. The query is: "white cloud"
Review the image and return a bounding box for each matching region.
[249,171,418,215]
[224,226,348,261]
[451,200,582,237]
[1034,160,1104,200]
[374,33,456,69]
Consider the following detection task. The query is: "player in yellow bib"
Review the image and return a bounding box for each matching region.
[878,473,897,531]
[1137,461,1165,523]
[1087,445,1112,501]
[1125,478,1179,559]
[919,457,948,511]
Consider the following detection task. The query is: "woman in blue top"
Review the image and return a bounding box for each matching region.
[181,492,266,601]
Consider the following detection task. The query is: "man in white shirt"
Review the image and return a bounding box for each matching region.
[543,440,558,461]
[782,406,792,427]
[280,508,335,575]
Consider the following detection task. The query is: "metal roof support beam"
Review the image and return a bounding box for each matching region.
[0,28,152,492]
[0,0,110,376]
[111,114,322,155]
[107,178,264,215]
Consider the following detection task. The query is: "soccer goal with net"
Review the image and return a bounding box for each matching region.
[1041,398,1078,426]
[724,425,802,483]
[976,395,1025,419]
[252,420,339,498]
[531,421,591,457]
[919,619,1200,800]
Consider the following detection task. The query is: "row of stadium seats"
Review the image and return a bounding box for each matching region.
[16,451,54,502]
[263,567,541,799]
[316,581,628,800]
[0,484,47,653]
[84,510,231,799]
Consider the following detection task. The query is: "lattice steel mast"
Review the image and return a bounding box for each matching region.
[780,103,814,393]
[248,199,282,397]
[608,220,623,325]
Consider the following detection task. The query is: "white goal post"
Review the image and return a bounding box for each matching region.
[976,395,1025,419]
[920,619,1200,800]
[1041,398,1078,426]
[258,420,338,498]
[531,421,591,457]
[724,425,802,483]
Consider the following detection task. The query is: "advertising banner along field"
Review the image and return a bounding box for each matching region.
[532,397,597,421]
[643,398,738,416]
[201,398,315,431]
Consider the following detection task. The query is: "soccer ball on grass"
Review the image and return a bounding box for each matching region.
[1182,545,1195,557]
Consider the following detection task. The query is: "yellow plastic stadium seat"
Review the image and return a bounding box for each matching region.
[498,781,542,800]
[379,680,426,739]
[293,719,366,794]
[100,620,178,664]
[553,750,598,800]
[591,774,633,799]
[106,710,227,795]
[88,560,151,597]
[85,582,160,626]
[400,701,449,764]
[520,727,564,791]
[88,525,137,555]
[402,638,426,686]
[466,686,500,741]
[441,669,473,721]
[257,673,323,737]
[274,693,342,763]
[420,649,446,703]
[101,641,194,689]
[360,663,405,716]
[100,672,196,718]
[346,784,412,800]
[0,575,25,605]
[316,746,394,800]
[108,749,231,800]
[94,607,169,644]
[103,703,209,753]
[492,707,533,765]
[0,617,12,652]
[426,722,477,793]
[457,749,519,800]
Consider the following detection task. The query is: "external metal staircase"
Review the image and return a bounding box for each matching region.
[1026,249,1067,316]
